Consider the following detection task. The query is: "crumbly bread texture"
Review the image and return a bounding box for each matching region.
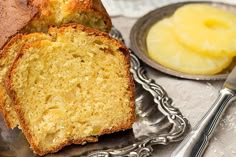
[22,0,112,33]
[5,24,135,156]
[0,33,50,128]
[0,0,112,128]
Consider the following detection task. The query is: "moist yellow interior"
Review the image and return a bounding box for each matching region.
[0,34,49,128]
[12,30,133,151]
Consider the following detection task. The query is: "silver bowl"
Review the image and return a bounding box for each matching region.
[130,1,236,80]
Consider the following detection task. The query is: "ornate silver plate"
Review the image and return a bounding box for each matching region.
[130,1,236,80]
[0,28,189,157]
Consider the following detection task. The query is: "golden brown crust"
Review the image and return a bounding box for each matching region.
[49,24,123,49]
[5,24,135,156]
[0,34,23,128]
[0,34,23,60]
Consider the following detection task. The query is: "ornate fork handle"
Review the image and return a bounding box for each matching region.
[86,27,189,157]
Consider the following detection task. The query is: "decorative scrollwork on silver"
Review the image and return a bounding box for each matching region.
[130,49,188,143]
[86,27,189,157]
[87,138,159,157]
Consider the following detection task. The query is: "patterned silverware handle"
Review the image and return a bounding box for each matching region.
[171,88,236,157]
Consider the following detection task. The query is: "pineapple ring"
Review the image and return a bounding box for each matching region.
[146,18,232,75]
[173,4,236,57]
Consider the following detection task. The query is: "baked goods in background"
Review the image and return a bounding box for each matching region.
[0,0,112,49]
[23,0,112,33]
[146,4,236,75]
[5,24,135,156]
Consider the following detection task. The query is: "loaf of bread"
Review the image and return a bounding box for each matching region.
[0,33,50,128]
[0,0,112,128]
[0,0,111,49]
[22,0,112,33]
[5,24,135,156]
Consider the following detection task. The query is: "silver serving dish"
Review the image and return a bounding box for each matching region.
[130,1,236,80]
[0,28,189,157]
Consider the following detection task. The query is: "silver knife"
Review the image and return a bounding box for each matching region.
[171,66,236,157]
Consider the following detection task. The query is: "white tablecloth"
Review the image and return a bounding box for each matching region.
[102,0,236,18]
[108,1,236,156]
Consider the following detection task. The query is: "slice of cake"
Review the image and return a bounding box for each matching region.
[5,24,135,156]
[0,0,112,128]
[0,33,50,128]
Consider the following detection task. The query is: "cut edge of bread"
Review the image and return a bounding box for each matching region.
[0,34,23,128]
[0,32,51,128]
[5,24,135,156]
